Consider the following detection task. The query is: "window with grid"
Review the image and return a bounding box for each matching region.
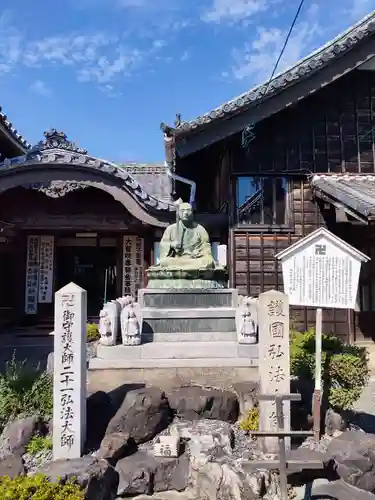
[236,176,290,228]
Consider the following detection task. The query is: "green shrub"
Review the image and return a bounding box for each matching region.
[0,474,84,499]
[26,435,53,455]
[239,407,259,432]
[0,354,53,429]
[290,329,369,411]
[86,322,100,343]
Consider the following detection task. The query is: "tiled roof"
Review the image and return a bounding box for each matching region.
[121,163,172,203]
[165,10,375,137]
[311,174,375,218]
[0,149,175,214]
[0,107,30,150]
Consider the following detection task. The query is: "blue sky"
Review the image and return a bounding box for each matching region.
[0,0,374,163]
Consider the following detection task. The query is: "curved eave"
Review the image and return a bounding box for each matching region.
[0,148,175,227]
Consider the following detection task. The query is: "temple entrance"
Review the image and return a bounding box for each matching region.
[55,239,117,316]
[0,184,152,331]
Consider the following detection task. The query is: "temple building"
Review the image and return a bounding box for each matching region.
[0,127,179,329]
[160,11,375,344]
[3,10,375,345]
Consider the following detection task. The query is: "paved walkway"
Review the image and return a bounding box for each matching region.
[351,377,375,433]
[355,377,375,412]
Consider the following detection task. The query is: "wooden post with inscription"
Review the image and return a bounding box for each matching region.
[276,227,370,441]
[258,290,290,454]
[53,282,87,460]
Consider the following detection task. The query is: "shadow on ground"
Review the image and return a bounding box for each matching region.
[350,412,375,434]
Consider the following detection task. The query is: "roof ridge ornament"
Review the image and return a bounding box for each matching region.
[30,129,88,154]
[174,113,182,128]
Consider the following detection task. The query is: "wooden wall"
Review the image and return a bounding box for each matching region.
[231,69,375,175]
[228,69,375,341]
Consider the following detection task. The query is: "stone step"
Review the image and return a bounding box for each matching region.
[142,331,237,342]
[89,356,258,370]
[96,341,257,361]
[138,289,238,309]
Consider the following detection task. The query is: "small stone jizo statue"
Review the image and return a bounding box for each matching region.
[119,296,142,346]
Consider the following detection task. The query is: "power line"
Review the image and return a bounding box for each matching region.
[242,0,307,148]
[264,0,307,95]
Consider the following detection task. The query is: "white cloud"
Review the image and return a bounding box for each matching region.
[0,16,170,88]
[349,0,374,19]
[231,6,321,81]
[202,0,269,23]
[180,50,190,61]
[29,80,52,96]
[98,84,123,98]
[77,48,143,83]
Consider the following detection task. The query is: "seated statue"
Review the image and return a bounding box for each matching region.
[158,202,215,271]
[146,202,227,289]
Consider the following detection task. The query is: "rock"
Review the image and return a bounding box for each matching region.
[154,453,190,493]
[313,478,375,500]
[115,450,156,496]
[326,431,375,492]
[130,491,195,500]
[325,409,348,436]
[190,460,259,500]
[36,456,118,500]
[0,454,25,478]
[106,387,173,444]
[170,419,234,462]
[116,450,189,496]
[167,386,239,423]
[98,432,136,464]
[0,416,41,457]
[230,381,259,416]
[86,391,116,450]
[22,449,53,474]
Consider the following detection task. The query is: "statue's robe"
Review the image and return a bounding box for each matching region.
[158,221,215,270]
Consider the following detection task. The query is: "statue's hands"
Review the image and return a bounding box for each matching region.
[170,240,181,251]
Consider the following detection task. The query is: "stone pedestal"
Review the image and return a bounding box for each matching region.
[146,268,228,289]
[91,288,259,372]
[139,288,237,336]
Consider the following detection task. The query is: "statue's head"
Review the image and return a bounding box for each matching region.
[178,202,193,223]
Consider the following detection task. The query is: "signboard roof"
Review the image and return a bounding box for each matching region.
[275,227,370,263]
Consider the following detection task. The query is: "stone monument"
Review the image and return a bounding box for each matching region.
[53,282,87,460]
[257,290,290,453]
[146,202,227,288]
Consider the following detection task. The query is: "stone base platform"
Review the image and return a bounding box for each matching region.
[146,267,228,289]
[93,341,258,365]
[88,366,258,393]
[89,287,259,386]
